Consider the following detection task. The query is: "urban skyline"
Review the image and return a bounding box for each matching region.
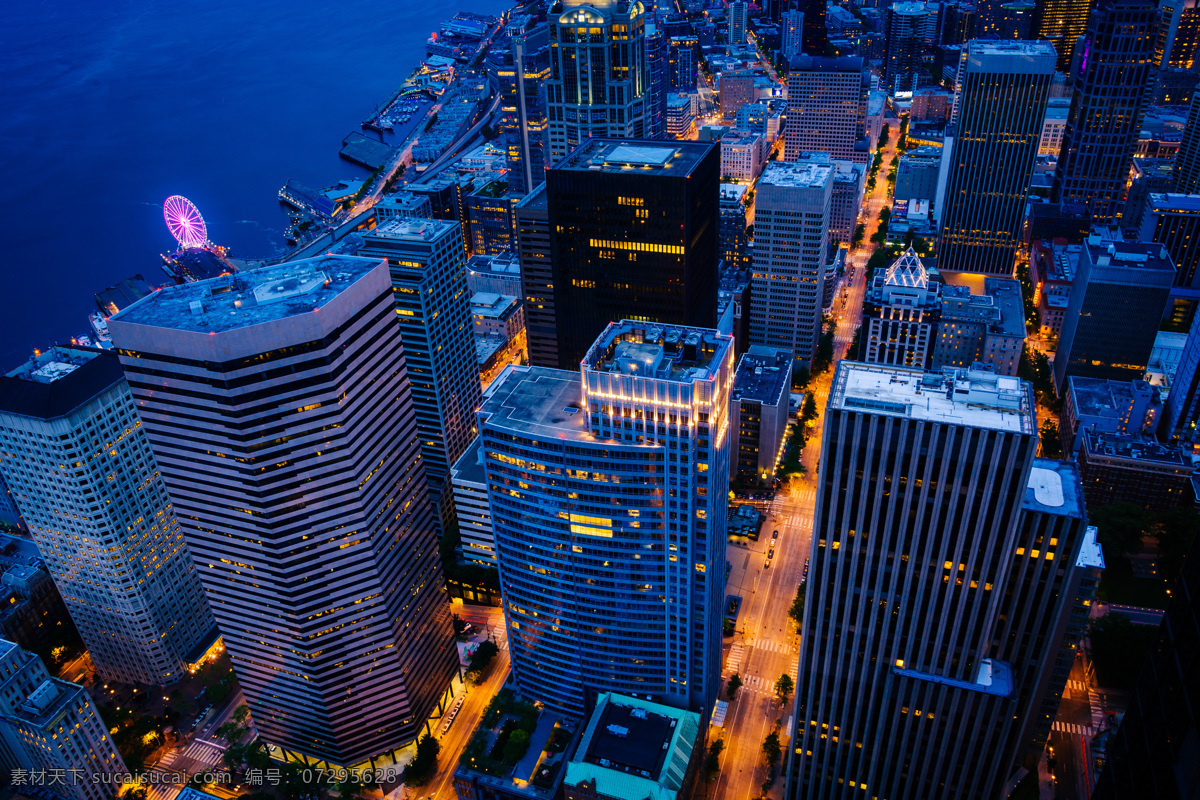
[2,1,1198,799]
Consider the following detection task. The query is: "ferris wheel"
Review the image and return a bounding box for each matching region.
[163,195,208,248]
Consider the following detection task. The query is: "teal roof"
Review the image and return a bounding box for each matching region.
[564,693,700,800]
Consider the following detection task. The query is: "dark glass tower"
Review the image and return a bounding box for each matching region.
[500,20,551,195]
[1051,0,1158,224]
[1033,0,1095,71]
[1173,88,1200,193]
[646,21,668,139]
[802,0,828,54]
[938,40,1056,275]
[546,139,719,369]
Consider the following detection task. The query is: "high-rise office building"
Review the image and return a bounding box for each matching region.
[1139,192,1200,289]
[719,182,750,270]
[802,0,829,54]
[0,640,126,800]
[719,70,757,120]
[546,0,650,161]
[787,362,1097,799]
[516,183,558,368]
[749,160,834,366]
[500,19,551,195]
[1032,0,1094,70]
[109,256,458,767]
[1173,89,1200,193]
[862,248,943,367]
[0,347,214,686]
[1054,234,1177,389]
[1156,0,1200,71]
[1092,533,1200,800]
[938,40,1056,275]
[646,21,669,139]
[783,56,870,163]
[1051,0,1157,224]
[546,139,720,369]
[782,10,805,60]
[884,2,936,95]
[359,219,483,530]
[729,0,748,46]
[669,35,699,92]
[479,321,733,717]
[1162,319,1200,440]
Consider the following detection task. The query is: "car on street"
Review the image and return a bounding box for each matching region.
[767,548,775,560]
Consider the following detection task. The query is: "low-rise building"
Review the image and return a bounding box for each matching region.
[934,277,1026,377]
[455,693,580,800]
[374,191,434,222]
[1029,239,1080,338]
[467,251,523,296]
[1039,97,1071,158]
[720,130,765,181]
[731,346,792,482]
[667,94,696,139]
[895,148,942,205]
[1076,431,1194,512]
[562,693,701,800]
[1059,376,1162,454]
[719,183,749,270]
[472,293,526,387]
[830,162,866,246]
[717,264,752,356]
[465,179,515,256]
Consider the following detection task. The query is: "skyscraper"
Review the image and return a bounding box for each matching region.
[729,0,748,47]
[669,35,699,92]
[109,256,458,767]
[1032,0,1094,71]
[515,183,558,368]
[749,160,834,367]
[783,56,871,163]
[787,362,1097,799]
[0,347,215,686]
[1173,88,1200,193]
[479,321,733,717]
[500,19,551,195]
[938,40,1056,275]
[782,9,805,60]
[1139,192,1200,289]
[0,639,127,800]
[359,219,483,530]
[646,21,669,139]
[1051,0,1157,224]
[1161,319,1200,441]
[546,0,650,160]
[546,139,720,369]
[884,2,936,95]
[1053,233,1177,389]
[802,0,829,54]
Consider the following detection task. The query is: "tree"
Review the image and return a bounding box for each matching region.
[1088,612,1158,690]
[705,738,725,777]
[1156,506,1200,584]
[879,124,890,148]
[762,729,782,771]
[726,673,743,699]
[466,639,499,684]
[503,729,532,764]
[775,673,794,704]
[851,223,866,248]
[788,584,805,629]
[1093,502,1150,556]
[848,325,863,361]
[1039,419,1062,459]
[792,364,811,390]
[802,393,818,424]
[403,733,441,786]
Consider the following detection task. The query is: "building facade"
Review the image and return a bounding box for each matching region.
[546,0,650,160]
[1138,192,1200,289]
[0,640,127,800]
[731,346,793,481]
[1076,430,1194,511]
[109,256,458,767]
[480,322,733,717]
[1054,234,1177,389]
[359,219,484,530]
[0,348,214,686]
[546,139,719,370]
[1051,0,1158,224]
[1033,0,1094,70]
[884,2,935,95]
[749,160,834,367]
[938,41,1056,275]
[787,362,1095,799]
[516,183,558,369]
[784,56,870,164]
[862,249,942,368]
[501,19,551,196]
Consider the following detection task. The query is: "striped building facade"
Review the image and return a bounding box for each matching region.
[109,256,457,767]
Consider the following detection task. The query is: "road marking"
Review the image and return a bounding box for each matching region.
[1052,721,1095,736]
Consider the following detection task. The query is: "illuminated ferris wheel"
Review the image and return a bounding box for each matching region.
[163,195,208,249]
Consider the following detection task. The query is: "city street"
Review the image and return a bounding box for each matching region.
[708,120,900,800]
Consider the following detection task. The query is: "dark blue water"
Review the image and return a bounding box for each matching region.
[0,0,508,366]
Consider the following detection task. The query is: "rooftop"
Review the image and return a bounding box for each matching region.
[112,255,385,335]
[1147,192,1200,212]
[885,248,930,289]
[732,346,792,405]
[471,292,520,316]
[366,217,459,243]
[0,347,125,421]
[1084,239,1176,277]
[720,182,749,203]
[965,39,1057,72]
[830,362,1034,434]
[893,658,1014,698]
[1081,430,1190,467]
[451,436,488,486]
[759,160,834,189]
[565,693,700,800]
[1068,376,1158,417]
[467,251,522,276]
[480,366,597,440]
[1023,458,1085,518]
[552,139,713,176]
[1077,525,1105,569]
[583,321,731,383]
[786,54,865,72]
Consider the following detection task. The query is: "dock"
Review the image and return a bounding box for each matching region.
[339,132,397,170]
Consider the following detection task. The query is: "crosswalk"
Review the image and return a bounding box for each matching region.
[1065,679,1086,692]
[159,737,226,770]
[746,638,795,654]
[1052,721,1096,736]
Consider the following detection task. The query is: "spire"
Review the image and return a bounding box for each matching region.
[883,246,929,289]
